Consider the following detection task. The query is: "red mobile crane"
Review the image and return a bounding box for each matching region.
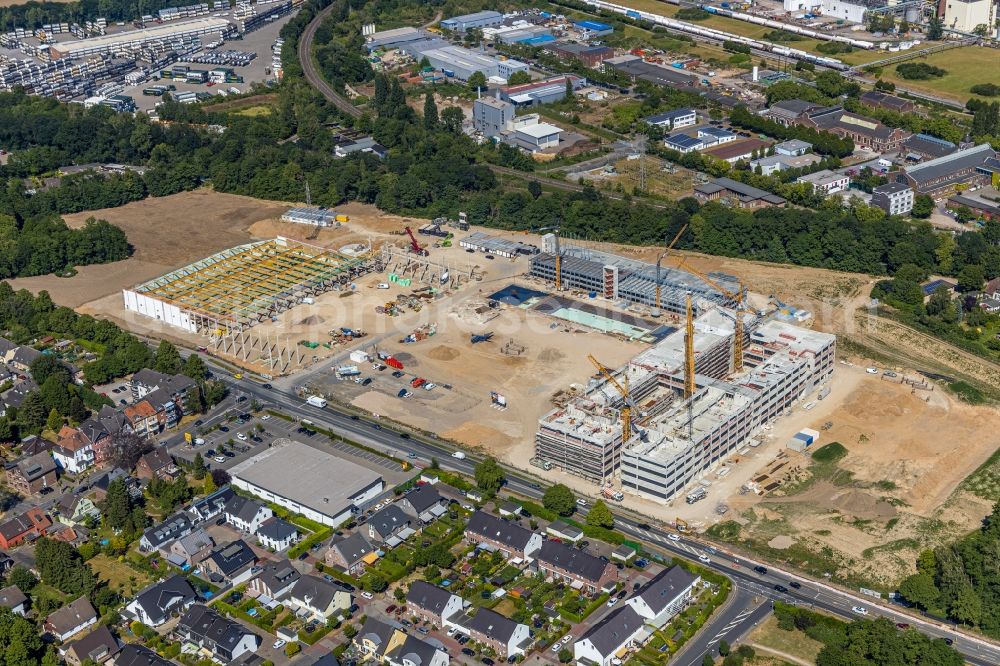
[404,226,429,256]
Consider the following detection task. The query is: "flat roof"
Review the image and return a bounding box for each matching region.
[52,17,230,53]
[230,440,382,518]
[516,122,562,139]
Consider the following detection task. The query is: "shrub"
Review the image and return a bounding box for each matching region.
[971,83,1000,97]
[810,442,847,463]
[896,62,947,80]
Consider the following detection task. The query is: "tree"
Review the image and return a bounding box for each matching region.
[210,468,231,487]
[957,264,985,292]
[719,640,730,656]
[558,647,573,663]
[899,571,940,611]
[107,431,153,471]
[467,71,487,92]
[101,478,133,531]
[46,408,62,433]
[928,16,944,40]
[394,586,406,602]
[543,484,576,516]
[367,573,387,593]
[586,500,615,529]
[7,566,38,593]
[506,71,531,86]
[29,355,70,386]
[702,654,715,666]
[182,354,206,381]
[19,392,48,433]
[34,538,96,597]
[528,180,542,199]
[203,473,217,494]
[911,194,934,218]
[441,106,465,133]
[951,585,982,626]
[0,606,49,666]
[423,92,438,130]
[474,457,505,495]
[192,452,207,480]
[154,340,182,374]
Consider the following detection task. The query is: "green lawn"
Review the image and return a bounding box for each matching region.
[746,614,825,663]
[877,46,1000,103]
[89,554,153,596]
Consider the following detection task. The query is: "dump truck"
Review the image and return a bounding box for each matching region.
[602,486,625,502]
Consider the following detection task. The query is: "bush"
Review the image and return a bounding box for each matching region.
[810,441,847,463]
[676,7,710,19]
[971,83,1000,97]
[816,41,853,54]
[896,62,947,80]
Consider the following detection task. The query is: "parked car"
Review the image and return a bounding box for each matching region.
[361,591,374,600]
[667,533,680,542]
[576,498,587,507]
[606,597,618,608]
[852,606,868,616]
[462,648,475,657]
[272,639,285,649]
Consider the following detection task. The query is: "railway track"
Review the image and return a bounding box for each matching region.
[298,3,362,118]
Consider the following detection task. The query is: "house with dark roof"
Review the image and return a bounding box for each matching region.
[9,345,41,372]
[166,528,214,566]
[536,540,617,595]
[224,495,273,535]
[0,507,53,548]
[663,133,704,154]
[466,607,530,658]
[398,484,447,523]
[60,625,120,666]
[0,584,28,615]
[175,604,260,663]
[693,177,786,209]
[626,565,699,626]
[91,468,141,502]
[55,493,100,526]
[125,574,197,626]
[859,90,915,114]
[800,106,910,152]
[898,143,998,200]
[203,539,257,585]
[130,369,196,405]
[326,531,377,574]
[114,644,174,666]
[355,616,402,661]
[288,575,351,621]
[546,520,584,543]
[140,512,194,552]
[465,511,543,561]
[188,486,236,522]
[44,596,98,641]
[385,634,449,666]
[7,451,58,495]
[256,517,298,552]
[902,133,957,162]
[366,504,416,547]
[573,606,645,666]
[762,99,822,126]
[406,580,464,627]
[135,447,178,481]
[250,560,300,600]
[645,108,696,130]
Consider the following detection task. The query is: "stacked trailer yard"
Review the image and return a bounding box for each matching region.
[122,237,375,372]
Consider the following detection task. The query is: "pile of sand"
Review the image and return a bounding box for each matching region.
[299,315,325,326]
[767,535,795,550]
[832,489,897,520]
[427,345,460,361]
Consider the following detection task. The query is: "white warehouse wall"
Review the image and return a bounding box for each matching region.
[122,289,197,333]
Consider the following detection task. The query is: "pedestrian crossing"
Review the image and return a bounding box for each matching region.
[711,606,759,641]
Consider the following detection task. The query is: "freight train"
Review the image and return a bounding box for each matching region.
[581,0,877,70]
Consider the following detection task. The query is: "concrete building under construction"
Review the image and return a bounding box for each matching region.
[123,237,375,335]
[529,234,739,317]
[535,305,835,500]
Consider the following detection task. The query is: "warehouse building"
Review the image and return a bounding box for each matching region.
[365,26,428,52]
[499,74,585,107]
[573,20,614,37]
[230,440,384,526]
[945,0,995,32]
[404,42,528,81]
[508,116,563,152]
[440,10,504,32]
[459,232,538,258]
[49,17,233,59]
[544,43,614,67]
[606,54,698,87]
[896,143,998,200]
[281,208,340,227]
[122,238,374,334]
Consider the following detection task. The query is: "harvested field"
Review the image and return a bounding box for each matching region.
[203,93,279,113]
[746,615,823,666]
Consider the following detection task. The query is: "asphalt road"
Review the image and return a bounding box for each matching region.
[164,357,1000,666]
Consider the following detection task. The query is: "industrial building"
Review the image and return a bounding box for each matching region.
[944,0,995,32]
[49,17,233,60]
[644,108,697,130]
[529,235,740,318]
[896,143,999,200]
[796,169,851,194]
[473,96,516,137]
[507,115,563,152]
[499,74,586,107]
[573,20,614,37]
[536,303,835,499]
[606,54,698,88]
[544,43,614,67]
[364,26,428,52]
[440,10,504,32]
[401,41,528,82]
[459,232,538,258]
[281,208,340,227]
[122,237,374,334]
[230,440,384,526]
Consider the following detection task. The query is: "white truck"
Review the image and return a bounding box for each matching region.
[306,395,327,408]
[335,365,361,378]
[451,451,466,460]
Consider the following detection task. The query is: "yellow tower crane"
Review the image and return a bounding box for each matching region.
[677,259,749,373]
[587,354,631,443]
[655,223,688,311]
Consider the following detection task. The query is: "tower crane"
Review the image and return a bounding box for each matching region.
[677,259,753,373]
[655,224,688,311]
[684,293,696,399]
[587,354,633,443]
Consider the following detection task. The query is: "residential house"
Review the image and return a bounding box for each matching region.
[573,606,645,666]
[326,532,377,574]
[859,90,915,113]
[693,177,786,208]
[0,585,28,615]
[125,574,197,626]
[6,451,58,495]
[166,528,214,567]
[250,560,300,600]
[897,144,998,200]
[130,369,196,425]
[203,540,257,586]
[287,575,351,621]
[45,596,98,641]
[536,540,617,595]
[498,502,521,518]
[465,511,542,561]
[367,504,416,547]
[139,512,194,552]
[762,99,822,126]
[9,345,41,372]
[56,493,100,526]
[175,605,260,663]
[224,495,274,535]
[135,447,179,481]
[546,520,583,543]
[0,507,53,548]
[644,108,696,130]
[397,485,447,524]
[91,468,141,502]
[52,425,95,474]
[799,106,910,152]
[0,553,11,575]
[355,616,405,662]
[114,644,175,666]
[626,565,700,627]
[749,153,821,176]
[466,607,530,658]
[0,336,15,361]
[796,169,850,194]
[984,277,1000,300]
[188,486,236,522]
[256,517,298,552]
[77,418,113,466]
[124,401,162,439]
[385,634,450,666]
[406,580,464,627]
[60,625,120,666]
